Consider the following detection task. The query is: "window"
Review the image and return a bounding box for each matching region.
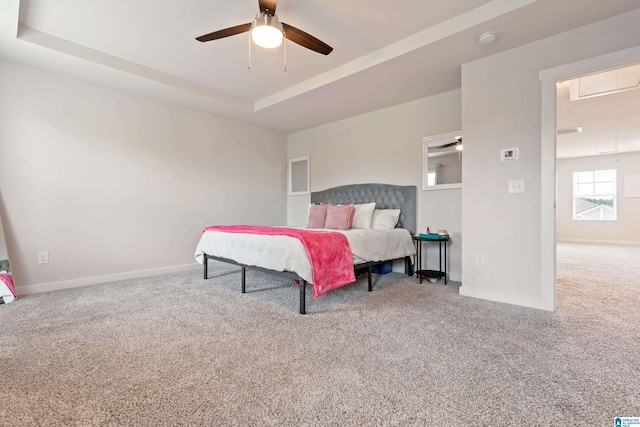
[572,169,617,221]
[427,165,437,186]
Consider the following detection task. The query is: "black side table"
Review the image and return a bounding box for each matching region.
[413,235,450,284]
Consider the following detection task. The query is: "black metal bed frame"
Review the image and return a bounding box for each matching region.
[203,254,413,314]
[202,183,417,314]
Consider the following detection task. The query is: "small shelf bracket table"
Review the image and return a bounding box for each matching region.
[413,234,450,284]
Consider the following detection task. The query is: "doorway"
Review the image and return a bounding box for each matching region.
[539,45,640,311]
[555,65,640,312]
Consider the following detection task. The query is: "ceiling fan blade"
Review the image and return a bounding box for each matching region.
[259,0,278,15]
[196,23,252,42]
[433,142,459,149]
[282,23,333,55]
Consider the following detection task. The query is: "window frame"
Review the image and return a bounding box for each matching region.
[572,168,617,222]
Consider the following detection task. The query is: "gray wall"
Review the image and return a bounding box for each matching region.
[287,90,462,281]
[0,60,287,293]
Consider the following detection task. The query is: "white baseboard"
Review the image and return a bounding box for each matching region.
[16,263,202,296]
[459,286,554,311]
[557,238,640,246]
[447,272,461,282]
[17,260,464,296]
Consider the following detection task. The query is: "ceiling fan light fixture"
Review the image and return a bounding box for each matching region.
[456,144,463,151]
[251,13,284,48]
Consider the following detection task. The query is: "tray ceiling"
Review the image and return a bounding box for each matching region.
[2,0,640,133]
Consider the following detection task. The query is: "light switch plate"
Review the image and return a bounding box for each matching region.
[508,179,525,193]
[38,251,49,264]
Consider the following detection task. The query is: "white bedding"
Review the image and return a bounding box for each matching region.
[194,227,415,285]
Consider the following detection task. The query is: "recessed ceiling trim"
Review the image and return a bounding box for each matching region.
[17,25,253,111]
[13,0,539,113]
[254,0,538,110]
[12,0,538,111]
[6,0,19,38]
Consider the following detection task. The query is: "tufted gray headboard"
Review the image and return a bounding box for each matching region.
[310,184,417,236]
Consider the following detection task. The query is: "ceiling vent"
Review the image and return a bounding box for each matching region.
[557,126,583,135]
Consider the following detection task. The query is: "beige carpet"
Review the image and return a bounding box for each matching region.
[1,244,639,426]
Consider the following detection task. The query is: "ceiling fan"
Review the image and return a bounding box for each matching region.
[195,0,333,56]
[433,136,463,150]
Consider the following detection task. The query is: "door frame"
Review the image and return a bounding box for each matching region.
[538,45,640,311]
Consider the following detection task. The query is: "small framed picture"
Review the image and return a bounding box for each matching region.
[500,148,519,161]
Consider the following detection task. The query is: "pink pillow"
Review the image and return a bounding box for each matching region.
[325,203,354,230]
[306,204,328,228]
[348,205,355,228]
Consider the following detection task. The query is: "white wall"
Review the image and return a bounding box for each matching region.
[0,60,287,293]
[557,153,640,243]
[0,219,8,261]
[461,9,640,308]
[431,152,462,186]
[287,90,462,281]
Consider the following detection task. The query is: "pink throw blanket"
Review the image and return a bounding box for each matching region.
[0,273,16,297]
[203,225,355,298]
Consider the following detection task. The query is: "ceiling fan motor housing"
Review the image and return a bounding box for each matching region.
[253,13,283,32]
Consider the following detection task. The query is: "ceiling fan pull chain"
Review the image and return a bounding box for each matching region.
[248,30,252,70]
[283,30,287,72]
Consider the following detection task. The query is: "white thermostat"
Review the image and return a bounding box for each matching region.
[500,148,519,161]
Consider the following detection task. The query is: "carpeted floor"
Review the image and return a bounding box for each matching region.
[1,243,639,426]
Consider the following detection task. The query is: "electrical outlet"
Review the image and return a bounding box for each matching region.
[475,254,485,268]
[38,251,49,264]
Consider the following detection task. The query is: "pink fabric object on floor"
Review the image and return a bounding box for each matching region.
[0,273,16,298]
[203,225,355,298]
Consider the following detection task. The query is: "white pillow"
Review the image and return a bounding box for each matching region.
[351,202,376,229]
[371,209,401,230]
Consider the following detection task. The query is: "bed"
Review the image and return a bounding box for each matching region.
[194,183,417,314]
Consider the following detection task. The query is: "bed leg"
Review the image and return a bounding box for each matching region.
[300,280,306,314]
[241,266,246,293]
[204,256,208,280]
[368,265,373,292]
[405,256,414,276]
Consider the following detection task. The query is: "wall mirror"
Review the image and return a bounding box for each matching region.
[423,130,463,190]
[0,215,16,303]
[288,156,310,196]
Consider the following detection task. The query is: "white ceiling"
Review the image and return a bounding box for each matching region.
[2,0,640,133]
[557,76,640,159]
